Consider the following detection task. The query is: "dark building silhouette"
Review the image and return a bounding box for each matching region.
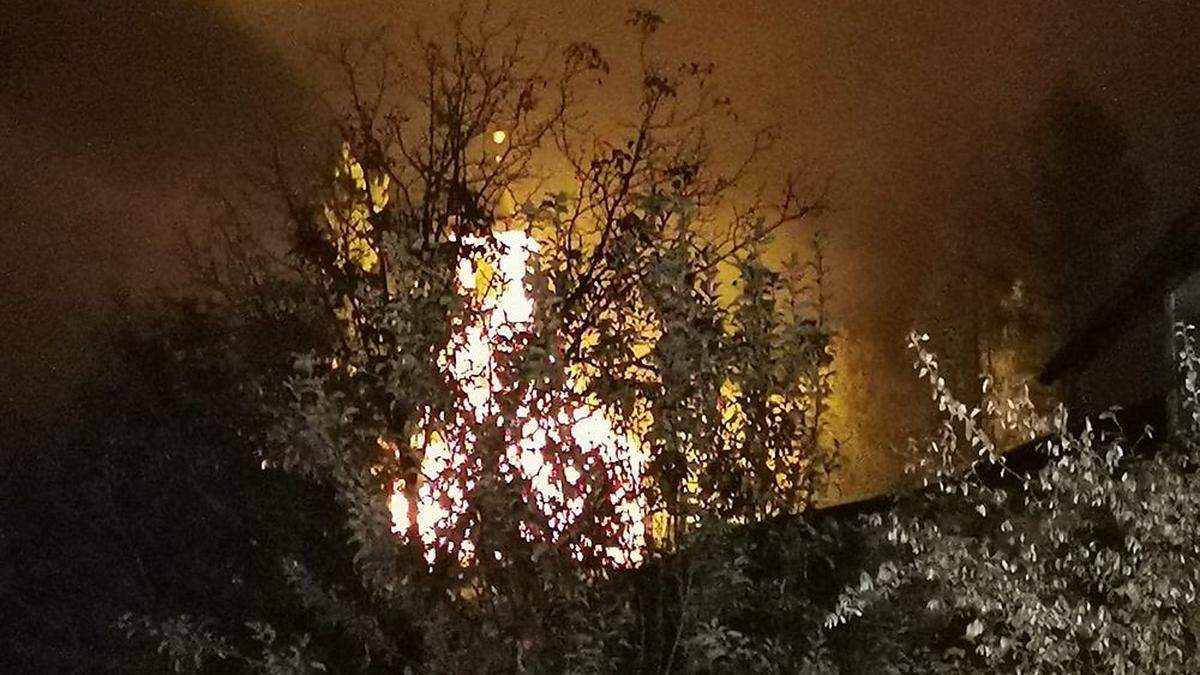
[1040,206,1200,433]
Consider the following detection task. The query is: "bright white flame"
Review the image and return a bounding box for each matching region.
[390,230,647,566]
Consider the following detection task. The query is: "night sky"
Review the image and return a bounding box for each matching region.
[5,1,1200,494]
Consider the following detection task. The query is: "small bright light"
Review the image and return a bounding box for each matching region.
[492,129,507,144]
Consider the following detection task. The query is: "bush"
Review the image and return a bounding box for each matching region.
[829,326,1200,673]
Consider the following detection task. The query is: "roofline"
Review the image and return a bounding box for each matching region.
[1039,206,1200,385]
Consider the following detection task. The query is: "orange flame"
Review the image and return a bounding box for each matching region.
[389,230,647,565]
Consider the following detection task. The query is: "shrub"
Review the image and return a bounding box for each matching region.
[829,326,1200,674]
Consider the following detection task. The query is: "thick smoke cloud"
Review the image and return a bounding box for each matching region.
[5,1,1200,496]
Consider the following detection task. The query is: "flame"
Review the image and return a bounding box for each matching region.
[389,230,648,566]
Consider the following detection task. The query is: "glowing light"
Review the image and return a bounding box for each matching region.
[491,129,507,144]
[390,230,647,566]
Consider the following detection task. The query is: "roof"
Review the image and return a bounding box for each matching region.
[1039,206,1200,385]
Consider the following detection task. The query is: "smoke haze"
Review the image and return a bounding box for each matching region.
[5,0,1200,496]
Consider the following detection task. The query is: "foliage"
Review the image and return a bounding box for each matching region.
[106,8,1200,675]
[829,326,1200,673]
[0,294,356,672]
[123,8,834,674]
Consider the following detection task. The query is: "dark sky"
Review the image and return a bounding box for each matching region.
[5,1,1200,495]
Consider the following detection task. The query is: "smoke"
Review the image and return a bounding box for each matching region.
[0,0,324,433]
[6,1,1200,497]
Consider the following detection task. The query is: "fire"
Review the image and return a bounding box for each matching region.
[388,230,648,566]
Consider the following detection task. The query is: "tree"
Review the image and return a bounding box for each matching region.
[124,8,835,673]
[1030,77,1147,337]
[923,78,1146,451]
